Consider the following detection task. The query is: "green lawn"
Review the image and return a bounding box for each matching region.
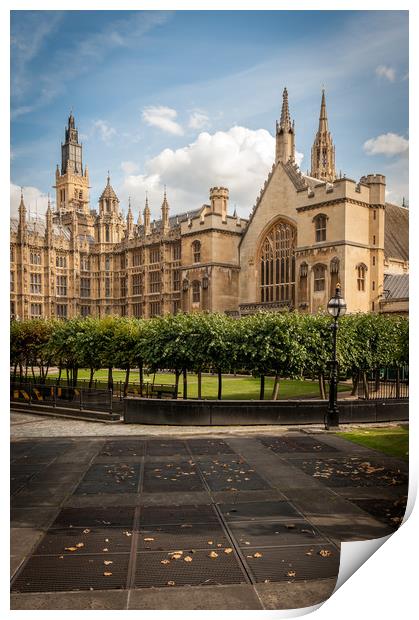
[49,369,351,400]
[337,426,409,460]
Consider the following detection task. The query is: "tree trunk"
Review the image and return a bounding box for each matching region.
[108,366,114,392]
[19,363,23,382]
[217,368,222,400]
[396,367,401,398]
[57,365,62,386]
[13,362,18,383]
[73,366,78,387]
[124,365,130,397]
[259,374,265,400]
[362,372,369,399]
[183,368,188,399]
[89,367,94,389]
[351,373,359,396]
[375,369,381,393]
[66,367,70,386]
[272,374,280,400]
[197,370,202,399]
[174,369,180,399]
[319,373,326,400]
[139,362,144,397]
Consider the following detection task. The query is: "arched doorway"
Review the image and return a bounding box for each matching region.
[259,219,296,305]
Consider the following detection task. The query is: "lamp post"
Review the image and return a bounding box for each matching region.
[325,284,347,430]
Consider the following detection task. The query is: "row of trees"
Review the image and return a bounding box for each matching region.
[10,312,408,399]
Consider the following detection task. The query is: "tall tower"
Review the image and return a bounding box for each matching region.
[54,112,90,215]
[275,87,295,165]
[310,90,336,182]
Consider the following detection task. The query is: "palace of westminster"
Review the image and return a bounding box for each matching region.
[10,89,409,321]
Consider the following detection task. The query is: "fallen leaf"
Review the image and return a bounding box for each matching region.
[207,541,213,545]
[319,549,333,558]
[180,524,192,528]
[75,543,84,548]
[224,548,233,554]
[144,537,155,542]
[104,560,113,565]
[209,551,219,558]
[184,556,193,562]
[83,529,90,534]
[253,552,263,558]
[103,572,113,577]
[65,547,78,552]
[287,570,296,577]
[167,581,176,586]
[160,559,170,565]
[103,548,109,552]
[171,553,182,560]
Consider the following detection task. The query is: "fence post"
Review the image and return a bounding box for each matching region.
[53,385,57,408]
[80,388,83,411]
[109,389,113,414]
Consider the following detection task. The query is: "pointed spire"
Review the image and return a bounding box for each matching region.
[318,89,329,133]
[280,87,291,130]
[310,89,336,182]
[144,192,151,235]
[107,170,110,185]
[275,87,295,165]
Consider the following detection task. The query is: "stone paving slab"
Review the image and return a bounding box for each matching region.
[10,424,408,610]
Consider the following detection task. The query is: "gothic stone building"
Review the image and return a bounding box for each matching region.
[10,90,409,321]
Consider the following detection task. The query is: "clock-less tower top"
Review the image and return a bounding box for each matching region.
[310,90,336,182]
[61,112,83,175]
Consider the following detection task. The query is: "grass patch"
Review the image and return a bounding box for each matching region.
[337,426,409,460]
[49,369,351,400]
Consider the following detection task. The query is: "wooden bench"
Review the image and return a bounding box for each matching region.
[149,384,178,399]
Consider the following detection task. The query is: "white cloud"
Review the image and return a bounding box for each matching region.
[121,126,287,218]
[363,132,409,157]
[188,111,210,130]
[120,161,139,175]
[375,65,396,82]
[142,106,184,136]
[10,183,51,219]
[92,119,116,142]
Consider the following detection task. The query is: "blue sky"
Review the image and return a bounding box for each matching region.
[10,10,409,220]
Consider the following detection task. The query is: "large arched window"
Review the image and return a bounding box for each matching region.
[259,219,296,304]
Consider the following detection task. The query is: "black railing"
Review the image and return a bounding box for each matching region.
[357,367,409,400]
[10,382,113,413]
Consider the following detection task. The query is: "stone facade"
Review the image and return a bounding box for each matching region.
[10,90,409,320]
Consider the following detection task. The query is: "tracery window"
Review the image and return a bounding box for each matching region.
[357,263,367,291]
[192,240,201,263]
[313,264,326,292]
[314,214,327,242]
[259,219,296,303]
[192,280,201,303]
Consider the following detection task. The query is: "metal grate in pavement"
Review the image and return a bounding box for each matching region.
[187,439,235,455]
[11,553,130,593]
[146,440,188,457]
[198,457,271,492]
[142,461,204,493]
[139,504,218,526]
[99,440,145,458]
[219,500,302,522]
[51,507,136,529]
[229,520,325,548]
[242,544,340,583]
[134,549,247,588]
[33,527,133,555]
[292,457,408,488]
[350,497,407,529]
[138,522,230,551]
[259,436,339,454]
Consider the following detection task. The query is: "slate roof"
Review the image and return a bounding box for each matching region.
[384,203,409,261]
[383,273,409,300]
[10,217,71,239]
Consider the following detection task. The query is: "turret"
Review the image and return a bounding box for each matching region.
[144,194,151,235]
[310,90,336,182]
[126,198,134,238]
[210,187,229,222]
[161,187,170,233]
[275,87,296,165]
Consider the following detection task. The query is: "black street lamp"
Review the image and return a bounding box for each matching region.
[325,284,347,430]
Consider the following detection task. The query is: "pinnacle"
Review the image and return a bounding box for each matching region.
[280,87,292,130]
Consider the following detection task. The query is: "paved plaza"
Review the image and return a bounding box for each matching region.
[10,413,408,610]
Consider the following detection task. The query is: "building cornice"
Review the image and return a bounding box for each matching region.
[297,198,386,212]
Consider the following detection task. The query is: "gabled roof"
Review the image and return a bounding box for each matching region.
[384,203,409,261]
[10,217,71,239]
